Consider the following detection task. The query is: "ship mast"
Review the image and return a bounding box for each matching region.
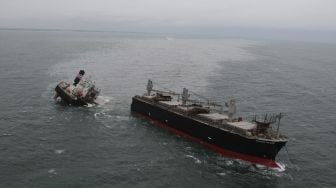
[227,98,236,122]
[146,80,153,96]
[277,113,282,137]
[181,88,190,106]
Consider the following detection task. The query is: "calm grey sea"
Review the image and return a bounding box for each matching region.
[0,30,335,188]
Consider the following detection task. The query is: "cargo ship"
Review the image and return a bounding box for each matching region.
[131,80,287,170]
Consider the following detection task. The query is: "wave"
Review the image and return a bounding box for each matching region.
[185,154,202,164]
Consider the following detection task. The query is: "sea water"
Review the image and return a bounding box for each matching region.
[0,30,335,187]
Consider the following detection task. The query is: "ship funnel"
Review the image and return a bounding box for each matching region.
[228,98,236,121]
[181,88,190,106]
[146,80,153,96]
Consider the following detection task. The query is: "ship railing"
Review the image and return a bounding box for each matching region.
[151,81,223,107]
[248,125,287,140]
[188,99,223,111]
[265,130,287,139]
[152,89,180,96]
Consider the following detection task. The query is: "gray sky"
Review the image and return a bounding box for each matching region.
[1,0,335,40]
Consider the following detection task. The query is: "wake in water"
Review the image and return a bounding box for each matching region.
[54,95,113,107]
[185,154,202,164]
[211,157,292,181]
[186,147,289,178]
[94,96,113,106]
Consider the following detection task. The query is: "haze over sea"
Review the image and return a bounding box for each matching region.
[0,30,335,187]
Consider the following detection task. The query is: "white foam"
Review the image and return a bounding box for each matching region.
[185,155,202,164]
[115,115,129,121]
[48,169,57,175]
[94,112,113,119]
[275,161,286,172]
[225,160,234,166]
[54,149,65,154]
[86,103,95,108]
[95,96,113,106]
[249,161,286,174]
[217,172,226,176]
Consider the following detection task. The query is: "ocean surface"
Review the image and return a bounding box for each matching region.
[0,30,335,187]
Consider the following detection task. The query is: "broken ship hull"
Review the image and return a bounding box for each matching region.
[131,96,286,168]
[55,82,88,106]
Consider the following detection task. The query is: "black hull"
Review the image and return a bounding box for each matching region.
[131,96,287,168]
[55,85,87,106]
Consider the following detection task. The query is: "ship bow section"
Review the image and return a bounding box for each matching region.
[131,96,287,168]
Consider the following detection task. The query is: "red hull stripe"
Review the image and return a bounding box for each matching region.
[133,112,280,169]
